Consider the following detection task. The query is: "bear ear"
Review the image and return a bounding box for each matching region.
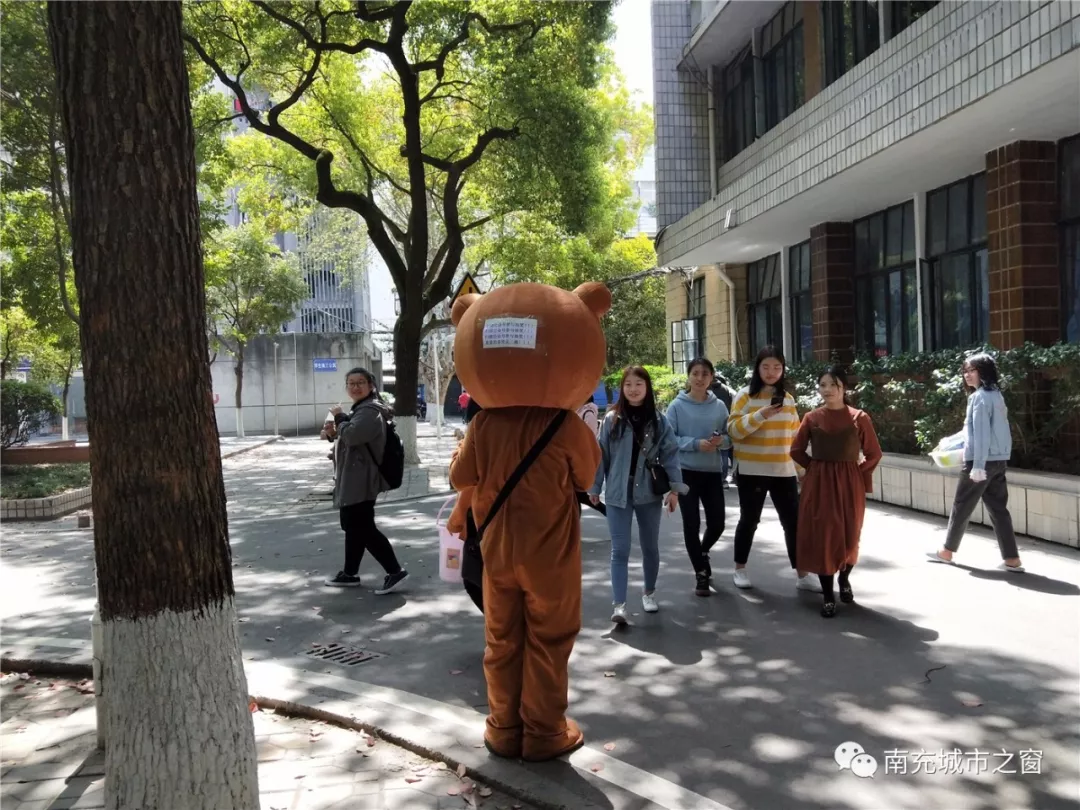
[451,294,480,326]
[573,282,612,319]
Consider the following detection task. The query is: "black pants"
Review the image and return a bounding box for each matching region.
[678,469,726,573]
[339,501,401,577]
[944,461,1019,558]
[733,474,799,567]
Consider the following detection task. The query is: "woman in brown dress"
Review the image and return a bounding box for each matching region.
[790,366,883,618]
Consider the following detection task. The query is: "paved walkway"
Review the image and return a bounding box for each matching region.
[0,675,534,810]
[3,439,1079,809]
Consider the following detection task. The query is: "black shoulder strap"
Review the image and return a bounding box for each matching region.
[479,411,567,534]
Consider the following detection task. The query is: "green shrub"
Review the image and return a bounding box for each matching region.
[0,379,62,449]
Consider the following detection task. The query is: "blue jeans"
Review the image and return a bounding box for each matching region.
[606,501,663,605]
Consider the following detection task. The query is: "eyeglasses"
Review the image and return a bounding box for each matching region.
[346,381,369,389]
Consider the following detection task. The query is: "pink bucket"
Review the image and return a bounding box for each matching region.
[437,495,464,584]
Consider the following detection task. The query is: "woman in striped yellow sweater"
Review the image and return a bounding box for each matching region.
[727,347,820,593]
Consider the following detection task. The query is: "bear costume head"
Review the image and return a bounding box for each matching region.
[451,282,611,410]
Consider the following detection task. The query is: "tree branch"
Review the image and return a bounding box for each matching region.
[252,0,390,57]
[605,266,692,289]
[420,317,453,339]
[421,126,519,174]
[413,13,542,79]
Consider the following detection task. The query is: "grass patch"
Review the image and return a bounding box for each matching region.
[1,463,91,500]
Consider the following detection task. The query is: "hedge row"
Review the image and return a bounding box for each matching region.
[604,342,1080,475]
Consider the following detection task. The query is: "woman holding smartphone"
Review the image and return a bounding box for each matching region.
[727,346,819,592]
[665,357,730,597]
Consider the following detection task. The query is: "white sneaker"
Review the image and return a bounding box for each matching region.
[733,569,752,589]
[642,593,659,613]
[611,603,628,624]
[796,575,823,593]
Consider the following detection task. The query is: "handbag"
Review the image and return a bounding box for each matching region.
[461,411,568,591]
[633,428,670,496]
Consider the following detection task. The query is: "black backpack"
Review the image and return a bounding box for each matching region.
[368,417,405,491]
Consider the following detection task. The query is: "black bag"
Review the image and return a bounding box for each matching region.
[367,418,405,490]
[633,429,670,496]
[461,411,568,593]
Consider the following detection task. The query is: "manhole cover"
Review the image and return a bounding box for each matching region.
[304,642,385,667]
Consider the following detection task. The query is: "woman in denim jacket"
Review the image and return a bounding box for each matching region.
[589,366,686,625]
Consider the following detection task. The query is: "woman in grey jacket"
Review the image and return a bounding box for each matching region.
[930,353,1024,572]
[325,367,410,593]
[588,366,686,624]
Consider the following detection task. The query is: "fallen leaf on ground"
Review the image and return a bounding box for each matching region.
[603,671,616,678]
[447,786,461,796]
[590,763,604,773]
[604,742,616,751]
[450,669,463,675]
[265,637,275,643]
[433,762,448,770]
[367,737,376,747]
[479,786,493,797]
[248,700,258,713]
[456,763,467,778]
[961,700,984,707]
[405,776,422,783]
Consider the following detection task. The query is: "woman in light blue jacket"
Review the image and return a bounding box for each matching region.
[589,366,686,625]
[930,353,1024,572]
[665,357,731,598]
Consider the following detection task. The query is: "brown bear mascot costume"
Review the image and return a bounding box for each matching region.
[449,281,610,762]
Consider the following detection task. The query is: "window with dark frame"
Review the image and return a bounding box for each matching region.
[923,174,989,350]
[823,0,879,86]
[761,2,804,131]
[788,241,813,362]
[889,1,939,40]
[1061,135,1080,343]
[854,202,918,357]
[748,254,783,357]
[672,278,707,370]
[722,44,756,161]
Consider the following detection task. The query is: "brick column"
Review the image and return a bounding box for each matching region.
[810,222,855,362]
[986,141,1060,349]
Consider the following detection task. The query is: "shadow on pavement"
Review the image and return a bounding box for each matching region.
[3,453,1079,810]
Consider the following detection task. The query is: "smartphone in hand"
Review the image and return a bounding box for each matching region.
[770,394,784,408]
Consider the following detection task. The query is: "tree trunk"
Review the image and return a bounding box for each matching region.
[393,304,424,464]
[234,342,245,438]
[61,356,73,441]
[47,4,259,809]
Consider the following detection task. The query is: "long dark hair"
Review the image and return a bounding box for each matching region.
[963,352,1001,391]
[685,357,715,391]
[748,346,787,397]
[612,365,658,437]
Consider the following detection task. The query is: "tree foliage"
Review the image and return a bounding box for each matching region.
[0,378,61,448]
[183,0,618,421]
[204,223,308,395]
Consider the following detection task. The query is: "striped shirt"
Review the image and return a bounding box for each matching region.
[726,386,800,478]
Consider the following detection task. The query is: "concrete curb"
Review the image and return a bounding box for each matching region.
[221,435,284,460]
[0,656,568,810]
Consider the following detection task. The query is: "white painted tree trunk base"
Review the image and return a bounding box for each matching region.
[397,414,419,465]
[235,406,246,438]
[100,598,259,810]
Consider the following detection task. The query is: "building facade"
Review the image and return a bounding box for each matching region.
[653,0,1080,368]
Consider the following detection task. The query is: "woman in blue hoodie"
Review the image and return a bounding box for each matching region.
[589,366,685,625]
[666,358,731,597]
[929,353,1024,572]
